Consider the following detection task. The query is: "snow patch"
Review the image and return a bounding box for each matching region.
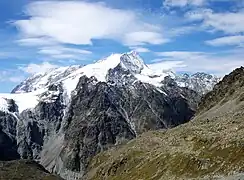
[0,92,39,113]
[0,97,9,112]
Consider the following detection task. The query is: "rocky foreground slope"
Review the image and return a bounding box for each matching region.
[84,67,244,180]
[0,52,218,179]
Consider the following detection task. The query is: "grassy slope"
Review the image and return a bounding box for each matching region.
[0,160,63,180]
[84,68,244,180]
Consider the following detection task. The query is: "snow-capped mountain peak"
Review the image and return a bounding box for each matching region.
[91,51,146,75]
[119,51,146,73]
[0,51,219,113]
[11,51,165,95]
[11,51,220,97]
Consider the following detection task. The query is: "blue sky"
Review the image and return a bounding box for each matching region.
[0,0,244,92]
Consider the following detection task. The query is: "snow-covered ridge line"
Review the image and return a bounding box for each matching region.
[11,51,173,95]
[0,51,219,113]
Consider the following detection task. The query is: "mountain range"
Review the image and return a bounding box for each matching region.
[0,51,224,180]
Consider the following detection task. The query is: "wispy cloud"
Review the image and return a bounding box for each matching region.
[155,51,207,59]
[13,1,166,47]
[186,8,244,34]
[163,0,206,8]
[19,62,59,74]
[130,47,151,53]
[152,50,244,75]
[205,35,244,46]
[37,46,92,60]
[148,61,186,72]
[16,38,58,46]
[184,5,244,49]
[0,71,25,83]
[123,31,168,46]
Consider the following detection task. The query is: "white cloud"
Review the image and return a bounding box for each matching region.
[50,54,80,59]
[168,26,196,37]
[185,8,213,21]
[164,0,242,8]
[186,9,244,34]
[130,47,151,53]
[164,0,206,7]
[14,1,166,46]
[8,76,25,83]
[17,38,57,46]
[0,71,25,83]
[148,61,186,71]
[38,46,92,60]
[56,47,92,55]
[203,11,244,34]
[19,62,59,74]
[123,31,168,46]
[155,51,206,60]
[205,35,244,46]
[154,50,244,75]
[0,52,10,59]
[38,49,62,55]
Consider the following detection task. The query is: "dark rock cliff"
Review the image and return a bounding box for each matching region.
[55,75,195,176]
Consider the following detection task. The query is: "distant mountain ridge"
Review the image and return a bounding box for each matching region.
[176,72,220,95]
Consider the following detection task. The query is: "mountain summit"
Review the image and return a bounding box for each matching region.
[11,51,172,96]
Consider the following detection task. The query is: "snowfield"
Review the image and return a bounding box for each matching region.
[0,92,39,113]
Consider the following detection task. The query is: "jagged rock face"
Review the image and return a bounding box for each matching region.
[175,72,220,95]
[17,85,66,160]
[162,76,201,110]
[0,111,20,160]
[106,64,136,86]
[57,75,195,175]
[119,52,145,74]
[197,66,244,113]
[61,77,136,174]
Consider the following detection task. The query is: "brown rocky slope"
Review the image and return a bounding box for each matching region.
[0,160,63,180]
[83,67,244,180]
